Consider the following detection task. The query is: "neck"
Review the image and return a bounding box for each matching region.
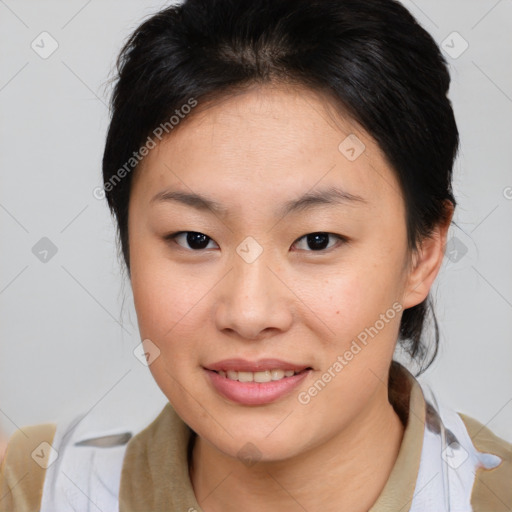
[189,385,405,512]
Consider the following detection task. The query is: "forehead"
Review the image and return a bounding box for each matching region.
[132,84,404,215]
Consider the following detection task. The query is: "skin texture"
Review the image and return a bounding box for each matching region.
[128,83,453,511]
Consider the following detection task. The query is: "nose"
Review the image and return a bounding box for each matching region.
[214,251,294,341]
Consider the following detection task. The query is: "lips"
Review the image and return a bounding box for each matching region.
[203,358,313,405]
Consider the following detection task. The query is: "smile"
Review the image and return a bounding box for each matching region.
[203,361,313,405]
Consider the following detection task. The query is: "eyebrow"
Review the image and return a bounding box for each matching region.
[150,185,368,218]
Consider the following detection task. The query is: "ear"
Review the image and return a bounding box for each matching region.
[402,200,455,310]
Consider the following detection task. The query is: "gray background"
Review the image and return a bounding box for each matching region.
[1,0,511,443]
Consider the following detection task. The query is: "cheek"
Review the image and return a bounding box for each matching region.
[315,258,404,354]
[129,248,205,363]
[130,256,208,406]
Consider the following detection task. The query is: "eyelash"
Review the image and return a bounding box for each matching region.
[163,231,348,253]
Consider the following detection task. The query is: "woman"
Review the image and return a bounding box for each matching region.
[1,0,511,510]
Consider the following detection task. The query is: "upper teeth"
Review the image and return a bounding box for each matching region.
[218,369,298,382]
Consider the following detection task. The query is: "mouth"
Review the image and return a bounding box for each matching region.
[203,359,313,405]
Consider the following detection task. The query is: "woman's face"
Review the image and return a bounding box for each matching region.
[128,84,433,462]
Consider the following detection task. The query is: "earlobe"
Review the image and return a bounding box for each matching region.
[402,201,454,310]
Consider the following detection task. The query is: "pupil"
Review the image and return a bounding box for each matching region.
[187,232,210,250]
[308,233,329,250]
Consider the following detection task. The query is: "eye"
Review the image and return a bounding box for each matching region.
[164,231,346,253]
[165,231,219,251]
[292,232,346,252]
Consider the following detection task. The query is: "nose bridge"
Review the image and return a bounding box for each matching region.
[231,240,279,308]
[234,248,273,297]
[215,239,292,338]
